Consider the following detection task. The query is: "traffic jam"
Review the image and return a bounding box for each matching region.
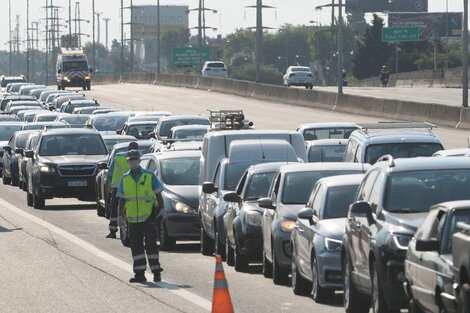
[1,76,470,313]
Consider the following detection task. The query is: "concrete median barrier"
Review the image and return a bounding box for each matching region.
[427,104,462,128]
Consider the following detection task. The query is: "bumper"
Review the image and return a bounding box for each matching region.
[286,79,313,86]
[318,250,343,289]
[273,231,293,269]
[239,225,263,260]
[38,174,97,200]
[164,212,201,240]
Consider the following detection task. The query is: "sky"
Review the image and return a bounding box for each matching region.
[0,0,465,51]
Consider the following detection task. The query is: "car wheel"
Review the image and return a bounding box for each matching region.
[458,283,470,313]
[226,240,234,266]
[200,227,214,256]
[372,261,397,313]
[272,249,289,285]
[234,236,249,272]
[26,191,33,207]
[214,229,226,261]
[96,202,105,217]
[18,180,23,190]
[262,250,273,278]
[119,219,130,247]
[159,219,176,251]
[312,253,332,302]
[309,85,313,90]
[22,181,27,191]
[11,174,18,187]
[87,83,91,91]
[32,192,45,210]
[344,252,370,313]
[408,298,425,313]
[3,174,11,185]
[291,257,312,295]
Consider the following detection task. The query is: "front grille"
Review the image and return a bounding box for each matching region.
[58,165,96,177]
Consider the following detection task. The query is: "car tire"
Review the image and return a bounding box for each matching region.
[96,202,105,217]
[200,227,214,256]
[32,192,45,210]
[26,191,33,207]
[226,240,235,266]
[372,261,398,313]
[262,249,273,278]
[234,238,249,272]
[159,219,176,251]
[309,85,313,90]
[312,253,333,302]
[3,174,11,185]
[408,298,425,313]
[343,252,370,313]
[120,220,130,247]
[87,83,91,91]
[272,249,289,285]
[18,180,23,190]
[22,181,27,191]
[291,258,312,296]
[214,230,226,261]
[11,174,18,187]
[458,283,470,313]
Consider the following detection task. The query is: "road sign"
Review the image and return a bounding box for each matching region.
[172,47,211,66]
[382,27,420,42]
[388,12,463,39]
[346,0,427,13]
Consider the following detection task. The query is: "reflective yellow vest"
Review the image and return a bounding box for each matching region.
[111,155,129,188]
[122,171,156,223]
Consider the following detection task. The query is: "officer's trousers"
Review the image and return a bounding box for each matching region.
[129,217,160,274]
[108,189,118,232]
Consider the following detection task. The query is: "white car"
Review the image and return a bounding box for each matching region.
[201,61,228,78]
[283,66,314,89]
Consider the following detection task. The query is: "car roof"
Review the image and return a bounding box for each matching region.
[40,128,100,136]
[2,95,35,100]
[68,100,97,104]
[378,156,470,172]
[148,150,202,160]
[89,112,130,119]
[433,148,470,157]
[306,139,348,147]
[316,174,364,188]
[205,129,301,138]
[13,129,40,136]
[134,111,172,116]
[351,129,441,144]
[125,120,159,126]
[430,200,470,212]
[297,122,358,130]
[112,140,155,150]
[170,125,210,131]
[159,115,209,122]
[278,162,369,174]
[247,162,292,175]
[102,134,136,140]
[0,121,24,126]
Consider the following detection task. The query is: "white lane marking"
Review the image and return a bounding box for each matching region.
[0,198,211,312]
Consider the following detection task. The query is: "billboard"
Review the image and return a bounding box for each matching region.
[388,13,463,39]
[131,5,189,39]
[346,0,427,13]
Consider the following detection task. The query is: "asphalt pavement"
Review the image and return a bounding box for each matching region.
[2,83,470,312]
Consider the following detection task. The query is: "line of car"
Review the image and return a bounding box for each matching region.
[1,76,470,313]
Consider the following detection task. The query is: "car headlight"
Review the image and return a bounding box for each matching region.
[325,237,342,252]
[280,219,296,232]
[64,77,70,81]
[39,164,55,173]
[388,233,412,251]
[85,76,90,80]
[246,211,262,226]
[172,200,196,214]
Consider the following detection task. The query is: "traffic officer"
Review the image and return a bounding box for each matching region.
[106,141,139,239]
[117,149,164,283]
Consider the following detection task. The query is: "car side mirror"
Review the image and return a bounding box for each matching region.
[89,67,94,73]
[14,148,24,155]
[116,129,121,135]
[223,192,240,203]
[258,197,275,210]
[349,201,375,225]
[202,182,218,194]
[25,150,34,158]
[97,161,108,170]
[57,69,62,74]
[3,146,12,154]
[148,131,156,139]
[415,239,439,252]
[297,207,315,224]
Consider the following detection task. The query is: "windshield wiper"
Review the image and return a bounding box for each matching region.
[388,208,414,213]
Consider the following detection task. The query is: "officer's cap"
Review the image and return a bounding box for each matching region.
[127,149,141,160]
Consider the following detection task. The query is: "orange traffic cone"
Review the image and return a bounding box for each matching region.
[211,255,234,313]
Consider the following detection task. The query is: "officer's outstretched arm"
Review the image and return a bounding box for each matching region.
[156,193,164,211]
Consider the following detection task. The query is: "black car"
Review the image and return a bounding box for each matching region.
[405,201,470,313]
[25,128,108,210]
[342,156,470,313]
[0,95,36,112]
[2,130,37,186]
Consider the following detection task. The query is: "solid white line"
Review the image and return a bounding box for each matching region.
[0,198,212,312]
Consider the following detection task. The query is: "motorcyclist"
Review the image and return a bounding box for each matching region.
[380,65,390,87]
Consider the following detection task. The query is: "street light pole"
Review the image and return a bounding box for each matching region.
[463,0,468,107]
[121,0,124,77]
[337,0,344,94]
[26,0,30,81]
[9,0,12,75]
[255,0,262,82]
[92,0,96,71]
[157,0,161,75]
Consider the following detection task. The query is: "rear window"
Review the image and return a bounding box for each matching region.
[303,127,357,140]
[159,119,210,137]
[291,67,311,72]
[207,63,226,68]
[365,143,443,164]
[308,145,346,162]
[92,116,129,132]
[160,157,200,185]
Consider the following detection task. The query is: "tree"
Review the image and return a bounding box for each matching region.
[161,25,190,69]
[352,14,393,79]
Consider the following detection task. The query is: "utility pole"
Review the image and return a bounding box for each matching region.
[29,22,39,82]
[103,18,110,50]
[15,15,20,75]
[157,0,161,74]
[92,0,96,70]
[45,0,49,85]
[26,0,30,81]
[68,0,72,37]
[129,0,134,72]
[188,2,217,70]
[72,2,89,46]
[96,12,102,45]
[331,0,335,26]
[463,0,468,107]
[337,0,344,94]
[9,0,12,75]
[121,0,124,76]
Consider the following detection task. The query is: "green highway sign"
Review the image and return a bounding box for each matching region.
[382,27,419,42]
[172,47,211,66]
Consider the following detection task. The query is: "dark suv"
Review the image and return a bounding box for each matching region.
[342,156,470,313]
[25,128,108,210]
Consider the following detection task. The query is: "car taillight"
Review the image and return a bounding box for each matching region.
[289,73,296,77]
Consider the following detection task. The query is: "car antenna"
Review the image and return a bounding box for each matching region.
[259,136,266,160]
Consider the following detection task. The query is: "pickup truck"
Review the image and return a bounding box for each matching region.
[453,221,470,313]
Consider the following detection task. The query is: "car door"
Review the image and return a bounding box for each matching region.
[226,171,247,246]
[3,136,14,177]
[205,163,223,237]
[263,172,281,262]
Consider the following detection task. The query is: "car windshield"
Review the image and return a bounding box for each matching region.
[92,116,129,131]
[245,172,276,201]
[10,101,40,108]
[160,157,200,186]
[291,67,311,72]
[104,138,137,151]
[15,133,32,149]
[282,170,361,204]
[308,145,346,162]
[36,115,59,122]
[160,119,210,137]
[0,115,20,122]
[173,128,207,139]
[385,170,470,213]
[63,61,88,71]
[60,115,90,125]
[442,209,470,254]
[365,143,443,164]
[66,103,97,114]
[39,134,107,156]
[127,124,158,139]
[23,124,69,131]
[323,185,359,219]
[0,125,22,141]
[303,127,357,140]
[1,78,24,87]
[224,162,260,191]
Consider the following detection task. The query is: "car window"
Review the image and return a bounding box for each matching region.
[369,171,384,213]
[311,185,324,217]
[160,157,200,186]
[323,185,359,219]
[416,209,440,240]
[224,162,257,191]
[0,125,22,141]
[304,128,357,140]
[308,145,346,162]
[140,158,150,170]
[271,172,281,202]
[441,209,470,254]
[344,138,358,162]
[148,159,158,174]
[429,210,446,241]
[236,171,248,196]
[365,143,443,164]
[159,119,210,137]
[356,170,379,202]
[245,171,275,201]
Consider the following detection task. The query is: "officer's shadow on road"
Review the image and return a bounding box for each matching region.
[43,204,96,211]
[162,242,201,254]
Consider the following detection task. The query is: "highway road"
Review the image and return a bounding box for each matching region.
[315,86,464,107]
[1,83,469,312]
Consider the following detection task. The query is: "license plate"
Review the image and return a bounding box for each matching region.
[68,180,88,187]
